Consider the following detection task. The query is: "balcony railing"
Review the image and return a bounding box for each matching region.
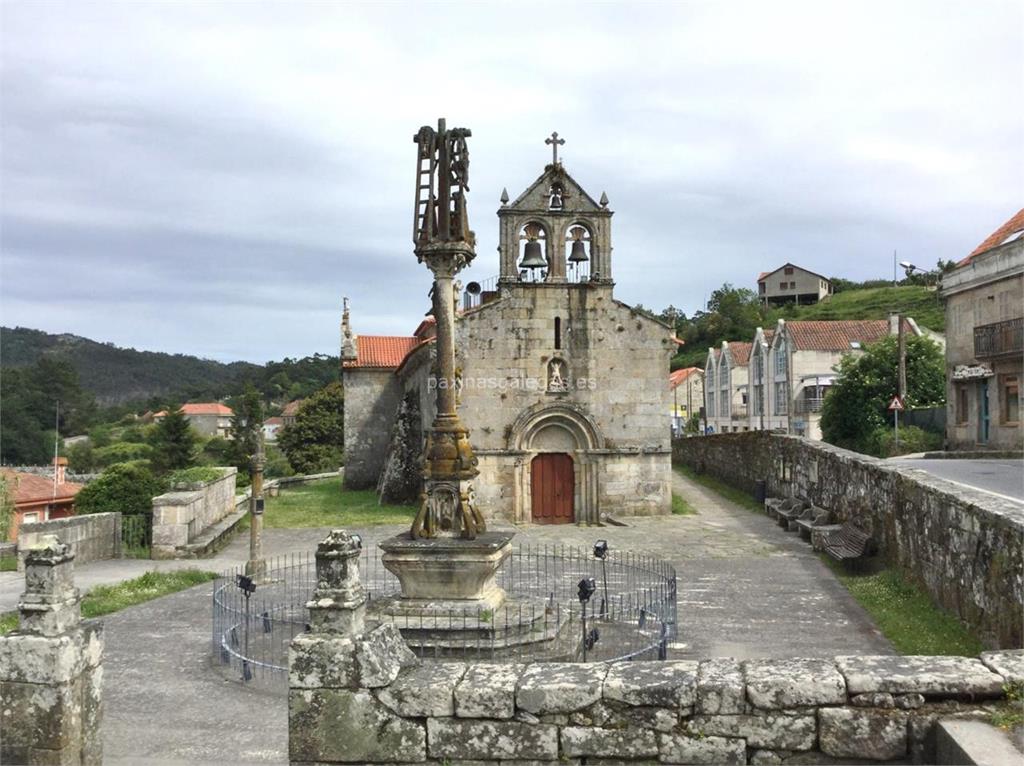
[974,317,1023,358]
[795,397,825,414]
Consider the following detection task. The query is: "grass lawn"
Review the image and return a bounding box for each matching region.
[258,479,416,528]
[672,492,697,515]
[673,464,762,513]
[821,560,983,656]
[0,569,217,635]
[0,555,17,572]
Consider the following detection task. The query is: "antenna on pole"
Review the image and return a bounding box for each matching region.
[52,401,60,503]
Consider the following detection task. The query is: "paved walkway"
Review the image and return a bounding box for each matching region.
[5,474,893,764]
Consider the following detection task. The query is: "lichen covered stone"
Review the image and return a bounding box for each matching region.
[455,662,525,719]
[603,660,698,710]
[686,713,817,750]
[819,707,908,760]
[837,655,1004,697]
[516,662,607,714]
[744,658,846,709]
[658,732,746,764]
[696,658,745,714]
[378,661,466,717]
[426,718,558,760]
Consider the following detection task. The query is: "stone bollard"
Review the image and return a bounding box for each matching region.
[0,535,104,765]
[306,529,367,635]
[288,530,422,764]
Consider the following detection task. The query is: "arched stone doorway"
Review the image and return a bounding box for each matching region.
[508,403,604,525]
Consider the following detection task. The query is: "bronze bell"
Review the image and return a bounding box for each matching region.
[520,240,547,269]
[568,227,589,263]
[569,239,588,263]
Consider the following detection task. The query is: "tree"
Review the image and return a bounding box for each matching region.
[0,473,15,540]
[227,385,264,473]
[277,383,345,474]
[75,463,167,516]
[820,335,945,455]
[149,407,197,473]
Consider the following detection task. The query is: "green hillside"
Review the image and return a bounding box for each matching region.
[768,285,944,332]
[1,327,261,405]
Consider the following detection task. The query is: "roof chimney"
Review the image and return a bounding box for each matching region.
[53,456,68,485]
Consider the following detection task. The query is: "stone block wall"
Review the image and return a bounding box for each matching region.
[151,467,237,559]
[17,512,121,570]
[290,626,1023,764]
[673,432,1024,648]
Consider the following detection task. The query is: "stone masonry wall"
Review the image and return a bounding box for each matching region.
[151,467,237,559]
[343,369,404,489]
[673,432,1024,649]
[17,512,121,570]
[289,647,1022,765]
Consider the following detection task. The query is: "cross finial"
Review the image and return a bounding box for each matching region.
[545,131,565,165]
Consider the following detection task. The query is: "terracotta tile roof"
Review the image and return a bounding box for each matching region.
[263,417,284,426]
[181,403,233,416]
[342,336,422,369]
[669,367,701,389]
[281,400,304,417]
[1,470,82,505]
[726,342,753,366]
[785,320,894,351]
[958,207,1024,266]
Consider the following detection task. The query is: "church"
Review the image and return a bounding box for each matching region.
[342,140,675,524]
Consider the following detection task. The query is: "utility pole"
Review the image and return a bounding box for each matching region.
[897,314,907,401]
[893,249,898,287]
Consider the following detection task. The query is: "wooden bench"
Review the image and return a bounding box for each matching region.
[793,508,831,538]
[821,523,874,564]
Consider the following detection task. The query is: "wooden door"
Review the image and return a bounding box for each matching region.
[531,453,574,524]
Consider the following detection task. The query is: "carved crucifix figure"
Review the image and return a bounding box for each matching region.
[545,131,565,165]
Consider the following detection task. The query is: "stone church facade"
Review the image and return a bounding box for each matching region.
[343,158,675,524]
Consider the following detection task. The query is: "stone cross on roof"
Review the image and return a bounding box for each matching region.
[545,131,565,165]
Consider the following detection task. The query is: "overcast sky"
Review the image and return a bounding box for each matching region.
[2,1,1021,363]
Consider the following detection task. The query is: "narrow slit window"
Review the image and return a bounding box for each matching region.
[554,317,562,349]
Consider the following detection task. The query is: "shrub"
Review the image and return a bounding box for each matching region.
[66,442,96,472]
[74,463,167,517]
[93,442,154,468]
[167,466,224,487]
[867,425,942,457]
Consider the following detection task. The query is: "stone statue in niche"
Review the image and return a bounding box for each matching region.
[547,358,569,392]
[549,182,565,210]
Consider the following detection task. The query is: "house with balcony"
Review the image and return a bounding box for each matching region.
[749,318,924,439]
[757,263,833,307]
[704,342,751,434]
[941,208,1023,450]
[670,367,704,436]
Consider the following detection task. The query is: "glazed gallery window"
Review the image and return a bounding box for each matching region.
[1001,375,1020,424]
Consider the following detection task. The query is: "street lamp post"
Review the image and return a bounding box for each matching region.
[246,425,266,580]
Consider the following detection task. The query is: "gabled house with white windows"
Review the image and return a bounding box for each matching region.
[703,341,752,434]
[750,318,924,439]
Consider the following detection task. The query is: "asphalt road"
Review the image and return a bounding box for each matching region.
[890,457,1024,501]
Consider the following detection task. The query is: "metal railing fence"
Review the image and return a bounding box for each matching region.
[212,542,677,686]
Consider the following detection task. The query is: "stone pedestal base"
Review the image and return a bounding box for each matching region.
[379,531,514,611]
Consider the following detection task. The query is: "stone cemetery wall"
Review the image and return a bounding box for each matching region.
[151,467,236,559]
[673,432,1024,649]
[290,624,1023,765]
[0,537,104,765]
[17,511,121,570]
[343,369,404,490]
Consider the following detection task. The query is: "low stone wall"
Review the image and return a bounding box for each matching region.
[287,530,1024,766]
[151,467,236,559]
[17,512,121,570]
[672,433,1024,649]
[290,643,1023,765]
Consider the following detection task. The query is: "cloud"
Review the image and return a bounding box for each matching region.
[1,0,1021,361]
